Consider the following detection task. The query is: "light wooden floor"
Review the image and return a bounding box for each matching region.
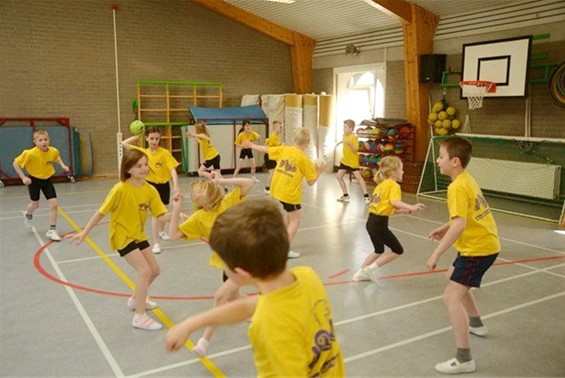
[1,172,564,377]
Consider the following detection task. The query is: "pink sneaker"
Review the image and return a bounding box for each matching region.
[127,297,158,311]
[132,314,162,331]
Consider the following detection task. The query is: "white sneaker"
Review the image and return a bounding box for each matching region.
[132,314,162,331]
[469,325,488,336]
[127,297,158,311]
[337,195,350,202]
[352,269,370,281]
[252,176,260,183]
[158,231,170,240]
[288,250,301,259]
[152,244,162,254]
[435,358,475,374]
[24,214,33,228]
[362,264,380,284]
[264,187,270,194]
[46,229,61,241]
[364,196,371,204]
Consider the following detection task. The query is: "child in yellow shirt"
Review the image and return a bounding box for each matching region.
[13,129,70,241]
[336,119,370,203]
[67,149,168,331]
[122,126,180,254]
[427,136,500,374]
[233,119,261,182]
[186,121,223,181]
[166,199,345,377]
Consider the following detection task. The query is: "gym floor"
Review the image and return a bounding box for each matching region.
[1,172,564,377]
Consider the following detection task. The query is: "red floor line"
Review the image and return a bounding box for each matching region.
[328,269,350,279]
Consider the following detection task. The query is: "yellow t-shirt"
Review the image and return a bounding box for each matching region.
[178,187,242,268]
[197,137,220,162]
[249,266,345,377]
[14,146,61,179]
[341,133,360,168]
[235,130,260,146]
[447,171,501,256]
[98,181,168,251]
[368,178,401,216]
[265,133,281,148]
[268,146,316,205]
[131,146,179,184]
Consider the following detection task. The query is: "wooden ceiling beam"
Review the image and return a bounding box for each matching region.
[365,0,412,23]
[193,0,315,93]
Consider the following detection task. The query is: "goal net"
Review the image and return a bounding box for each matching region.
[418,134,565,224]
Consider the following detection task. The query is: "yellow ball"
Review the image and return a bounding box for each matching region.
[446,106,456,116]
[442,119,452,129]
[434,120,443,128]
[436,127,448,136]
[452,119,461,129]
[438,111,448,120]
[432,102,444,113]
[428,112,438,122]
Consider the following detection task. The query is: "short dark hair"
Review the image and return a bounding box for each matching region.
[209,199,289,279]
[440,136,472,168]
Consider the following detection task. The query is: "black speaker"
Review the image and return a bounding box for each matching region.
[420,54,446,83]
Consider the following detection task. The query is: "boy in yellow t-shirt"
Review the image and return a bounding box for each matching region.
[166,199,345,377]
[122,126,180,254]
[426,136,500,375]
[13,129,70,241]
[336,119,370,203]
[233,119,261,182]
[243,127,325,258]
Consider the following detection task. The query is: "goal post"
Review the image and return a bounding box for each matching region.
[418,134,565,223]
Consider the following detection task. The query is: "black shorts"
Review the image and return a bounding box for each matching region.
[338,163,360,173]
[450,253,499,288]
[117,240,151,257]
[239,148,254,159]
[203,154,221,170]
[28,176,57,201]
[264,154,277,170]
[147,181,170,205]
[280,200,301,213]
[365,213,404,254]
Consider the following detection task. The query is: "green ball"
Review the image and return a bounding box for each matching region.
[130,120,145,135]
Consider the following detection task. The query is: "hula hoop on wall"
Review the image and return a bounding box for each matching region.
[548,62,565,108]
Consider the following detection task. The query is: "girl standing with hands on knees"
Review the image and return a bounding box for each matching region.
[66,149,168,331]
[353,155,426,283]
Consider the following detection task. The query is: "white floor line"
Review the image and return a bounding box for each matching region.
[31,224,124,376]
[128,264,565,376]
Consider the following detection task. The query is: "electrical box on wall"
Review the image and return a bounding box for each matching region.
[420,54,447,83]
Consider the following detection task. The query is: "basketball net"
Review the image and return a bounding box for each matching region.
[459,81,495,110]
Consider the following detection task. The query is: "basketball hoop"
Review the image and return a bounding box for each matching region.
[459,80,496,110]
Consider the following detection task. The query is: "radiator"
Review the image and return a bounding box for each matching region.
[466,157,561,200]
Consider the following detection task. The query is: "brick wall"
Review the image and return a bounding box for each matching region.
[0,0,293,175]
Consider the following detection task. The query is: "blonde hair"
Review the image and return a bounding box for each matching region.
[33,129,49,140]
[374,156,402,184]
[191,179,224,210]
[294,127,310,147]
[194,122,209,137]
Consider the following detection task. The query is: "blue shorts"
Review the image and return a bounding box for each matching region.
[450,253,499,288]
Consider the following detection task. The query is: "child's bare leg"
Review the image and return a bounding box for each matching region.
[151,217,160,246]
[352,170,369,195]
[336,169,348,195]
[360,252,380,268]
[26,200,39,215]
[266,169,274,188]
[233,158,244,177]
[47,198,58,226]
[286,209,301,243]
[250,157,256,176]
[443,280,471,349]
[198,165,212,179]
[125,249,160,314]
[372,251,400,268]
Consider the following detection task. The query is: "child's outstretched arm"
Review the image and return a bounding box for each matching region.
[242,140,268,154]
[211,174,255,196]
[306,163,326,186]
[392,200,426,214]
[426,217,465,270]
[55,156,70,173]
[186,132,209,141]
[65,212,105,245]
[168,192,185,240]
[121,135,140,151]
[166,296,258,352]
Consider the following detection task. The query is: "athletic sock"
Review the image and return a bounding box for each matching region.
[49,225,56,230]
[469,316,484,328]
[456,348,472,363]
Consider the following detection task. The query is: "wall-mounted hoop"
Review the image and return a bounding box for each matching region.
[459,80,496,109]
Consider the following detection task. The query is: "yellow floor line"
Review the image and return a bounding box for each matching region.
[58,207,226,377]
